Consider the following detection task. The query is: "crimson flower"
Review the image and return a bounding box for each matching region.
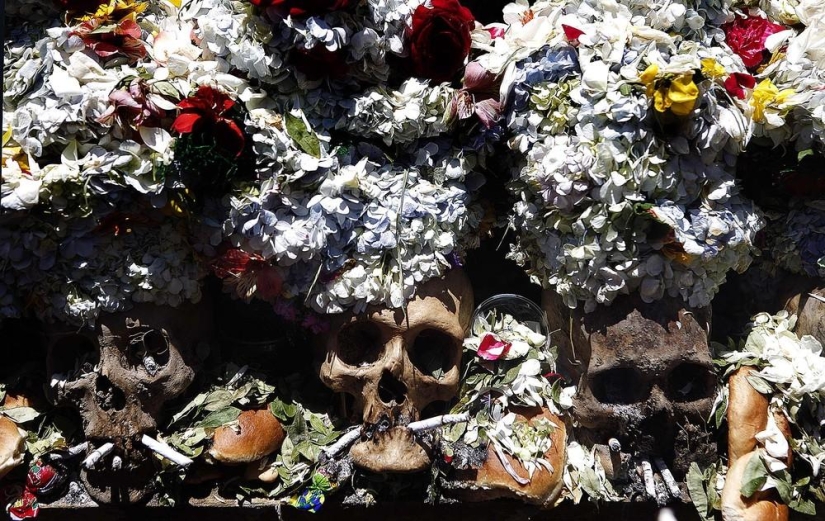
[724,72,756,100]
[723,15,785,70]
[407,0,475,83]
[210,247,283,300]
[171,86,245,157]
[72,18,147,63]
[477,333,511,361]
[250,0,356,17]
[562,24,585,43]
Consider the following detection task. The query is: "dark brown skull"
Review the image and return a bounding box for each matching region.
[317,269,473,473]
[544,291,716,476]
[47,301,211,503]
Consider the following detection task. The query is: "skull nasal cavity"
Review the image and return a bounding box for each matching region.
[378,370,407,405]
[591,367,649,405]
[95,375,127,411]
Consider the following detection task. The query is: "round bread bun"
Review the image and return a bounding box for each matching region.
[0,416,27,479]
[448,407,566,508]
[721,452,789,521]
[727,367,769,462]
[209,410,285,464]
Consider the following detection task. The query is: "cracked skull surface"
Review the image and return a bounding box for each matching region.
[317,269,473,473]
[544,291,717,477]
[47,301,211,503]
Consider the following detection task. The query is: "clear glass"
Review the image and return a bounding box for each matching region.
[470,294,550,350]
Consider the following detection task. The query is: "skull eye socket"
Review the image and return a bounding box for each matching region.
[590,367,649,404]
[409,329,457,379]
[50,334,98,381]
[667,362,715,402]
[336,322,383,366]
[129,329,170,369]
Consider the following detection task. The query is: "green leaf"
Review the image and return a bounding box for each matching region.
[579,468,603,499]
[197,406,241,429]
[798,148,814,162]
[153,81,181,100]
[270,400,297,422]
[308,414,330,435]
[285,113,320,158]
[687,463,711,519]
[789,497,816,515]
[1,407,41,423]
[746,375,773,395]
[740,455,769,498]
[312,473,332,492]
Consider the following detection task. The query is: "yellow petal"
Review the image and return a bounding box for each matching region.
[2,126,12,147]
[700,58,725,79]
[640,64,659,86]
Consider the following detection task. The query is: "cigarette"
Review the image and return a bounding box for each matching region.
[408,412,470,433]
[112,455,123,470]
[641,458,656,498]
[83,442,114,469]
[140,434,193,467]
[654,457,681,498]
[323,427,362,459]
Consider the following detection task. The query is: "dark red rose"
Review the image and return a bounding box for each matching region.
[72,18,147,64]
[250,0,356,17]
[723,15,785,69]
[171,86,245,157]
[562,24,585,43]
[407,0,475,83]
[723,72,756,99]
[291,46,349,80]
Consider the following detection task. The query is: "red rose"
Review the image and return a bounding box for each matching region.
[723,15,785,70]
[407,0,475,83]
[171,86,245,157]
[250,0,356,17]
[291,46,349,80]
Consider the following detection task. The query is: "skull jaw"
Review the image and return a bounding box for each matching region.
[349,427,431,473]
[80,446,155,504]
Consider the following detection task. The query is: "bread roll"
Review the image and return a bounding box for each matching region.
[721,452,789,521]
[0,416,26,479]
[209,410,285,464]
[449,407,566,508]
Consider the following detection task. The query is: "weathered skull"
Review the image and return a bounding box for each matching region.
[544,291,716,477]
[47,301,211,503]
[317,269,473,473]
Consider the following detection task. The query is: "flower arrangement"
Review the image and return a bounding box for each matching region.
[466,0,773,311]
[2,0,485,324]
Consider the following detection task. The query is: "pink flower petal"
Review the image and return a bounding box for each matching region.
[477,333,511,361]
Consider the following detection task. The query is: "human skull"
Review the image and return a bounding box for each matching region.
[317,269,473,473]
[544,291,716,477]
[47,301,211,503]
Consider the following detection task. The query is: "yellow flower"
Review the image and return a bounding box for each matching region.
[640,64,659,97]
[665,74,699,116]
[751,78,796,123]
[640,65,698,116]
[700,58,726,80]
[80,0,146,22]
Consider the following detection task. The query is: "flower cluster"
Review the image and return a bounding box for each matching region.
[470,0,770,310]
[443,303,574,478]
[2,0,484,323]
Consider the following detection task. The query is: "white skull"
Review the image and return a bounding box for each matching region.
[47,301,211,503]
[317,269,473,473]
